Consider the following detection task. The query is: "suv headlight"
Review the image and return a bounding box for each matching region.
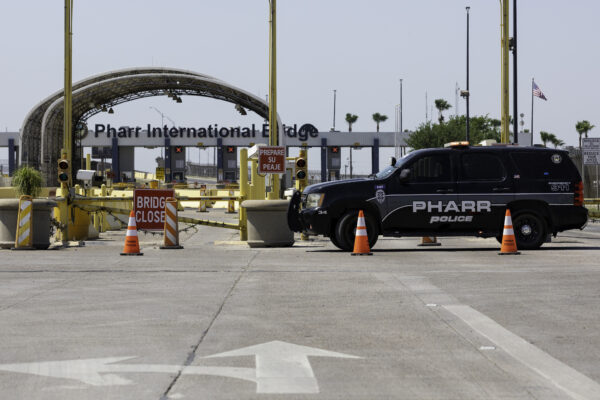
[305,193,325,209]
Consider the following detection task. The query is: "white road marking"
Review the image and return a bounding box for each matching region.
[375,273,600,400]
[0,341,361,394]
[446,304,600,400]
[205,340,361,394]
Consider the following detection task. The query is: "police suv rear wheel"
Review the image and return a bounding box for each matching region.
[334,210,379,252]
[512,211,547,250]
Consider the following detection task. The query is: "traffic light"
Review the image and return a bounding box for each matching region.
[226,146,235,153]
[295,157,307,180]
[57,158,69,184]
[174,146,183,153]
[330,146,339,154]
[295,150,308,191]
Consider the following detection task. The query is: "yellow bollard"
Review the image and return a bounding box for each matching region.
[239,148,248,241]
[12,195,34,250]
[227,189,236,213]
[197,186,207,212]
[249,159,266,200]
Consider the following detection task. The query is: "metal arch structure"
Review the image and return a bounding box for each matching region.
[20,67,279,185]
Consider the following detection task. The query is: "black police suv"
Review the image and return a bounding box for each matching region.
[287,144,588,251]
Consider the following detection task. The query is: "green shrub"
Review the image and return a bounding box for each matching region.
[11,166,43,197]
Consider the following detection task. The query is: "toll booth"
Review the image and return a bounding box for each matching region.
[119,147,135,182]
[170,145,186,182]
[327,146,341,181]
[220,145,238,182]
[0,133,19,176]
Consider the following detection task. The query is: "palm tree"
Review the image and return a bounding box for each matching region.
[549,136,565,148]
[434,99,451,123]
[372,113,388,132]
[345,113,358,132]
[575,120,595,149]
[540,131,552,147]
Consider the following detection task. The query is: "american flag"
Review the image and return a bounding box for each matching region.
[532,81,547,100]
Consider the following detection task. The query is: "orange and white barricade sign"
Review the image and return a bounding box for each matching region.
[161,197,183,249]
[13,195,34,250]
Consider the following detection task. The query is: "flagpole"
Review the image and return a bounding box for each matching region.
[530,78,534,146]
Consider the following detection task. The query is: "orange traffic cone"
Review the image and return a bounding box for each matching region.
[351,210,373,256]
[121,211,143,256]
[498,209,520,255]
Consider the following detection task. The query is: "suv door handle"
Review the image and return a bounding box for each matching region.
[493,187,511,192]
[436,188,454,193]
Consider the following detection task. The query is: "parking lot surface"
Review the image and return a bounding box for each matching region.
[1,211,599,399]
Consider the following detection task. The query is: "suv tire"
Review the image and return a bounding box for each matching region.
[512,211,547,250]
[329,230,345,250]
[334,210,379,251]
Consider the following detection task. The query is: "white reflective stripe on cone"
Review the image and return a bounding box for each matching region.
[126,229,138,237]
[357,217,365,227]
[128,217,136,227]
[503,228,514,236]
[356,228,367,237]
[505,216,512,225]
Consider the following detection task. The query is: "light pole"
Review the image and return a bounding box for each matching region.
[267,0,280,199]
[149,106,176,160]
[399,79,403,134]
[501,0,510,143]
[465,6,471,142]
[63,0,73,186]
[332,89,337,131]
[512,0,518,144]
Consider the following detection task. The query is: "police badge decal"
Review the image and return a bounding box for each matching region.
[375,184,386,204]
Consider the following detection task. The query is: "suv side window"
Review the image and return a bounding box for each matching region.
[510,152,576,180]
[407,154,452,183]
[460,153,506,181]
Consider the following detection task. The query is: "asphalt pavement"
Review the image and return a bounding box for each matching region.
[1,210,599,400]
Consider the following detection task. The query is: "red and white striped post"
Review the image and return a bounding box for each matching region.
[160,197,183,249]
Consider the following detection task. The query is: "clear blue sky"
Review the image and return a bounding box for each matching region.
[1,1,598,173]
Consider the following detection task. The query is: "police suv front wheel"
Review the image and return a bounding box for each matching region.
[334,210,379,252]
[511,211,547,250]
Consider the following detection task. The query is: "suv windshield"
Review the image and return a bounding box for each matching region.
[374,151,417,180]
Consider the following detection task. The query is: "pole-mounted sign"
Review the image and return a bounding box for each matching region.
[258,146,285,174]
[583,138,600,165]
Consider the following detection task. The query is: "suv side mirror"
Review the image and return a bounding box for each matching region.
[399,168,410,182]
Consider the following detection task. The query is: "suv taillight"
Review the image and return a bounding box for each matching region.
[574,181,584,206]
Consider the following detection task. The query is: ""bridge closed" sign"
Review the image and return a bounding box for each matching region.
[133,189,175,230]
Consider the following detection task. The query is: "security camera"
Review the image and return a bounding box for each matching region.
[76,169,96,189]
[460,90,470,98]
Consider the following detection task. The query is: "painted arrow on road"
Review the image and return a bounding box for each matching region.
[205,340,361,393]
[0,340,361,394]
